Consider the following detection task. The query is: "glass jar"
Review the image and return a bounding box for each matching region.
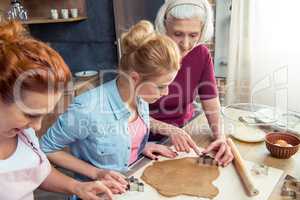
[6,0,28,21]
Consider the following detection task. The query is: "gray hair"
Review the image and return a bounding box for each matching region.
[155,0,214,44]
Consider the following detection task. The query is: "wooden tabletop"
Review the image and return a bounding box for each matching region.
[183,113,300,200]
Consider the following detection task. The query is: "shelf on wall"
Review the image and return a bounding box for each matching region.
[0,0,87,25]
[22,16,87,25]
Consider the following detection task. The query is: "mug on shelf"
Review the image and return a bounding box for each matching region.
[70,8,78,18]
[61,9,69,19]
[50,9,58,20]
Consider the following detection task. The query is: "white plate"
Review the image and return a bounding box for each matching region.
[230,128,266,143]
[253,108,280,125]
[74,70,98,78]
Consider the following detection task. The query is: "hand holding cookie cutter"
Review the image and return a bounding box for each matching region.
[197,153,219,166]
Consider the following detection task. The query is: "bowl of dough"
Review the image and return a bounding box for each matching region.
[265,132,300,159]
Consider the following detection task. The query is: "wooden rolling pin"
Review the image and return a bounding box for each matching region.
[227,138,259,196]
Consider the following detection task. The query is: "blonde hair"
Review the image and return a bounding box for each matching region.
[120,20,180,79]
[155,0,214,44]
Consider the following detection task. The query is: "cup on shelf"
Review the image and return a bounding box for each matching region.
[70,8,78,18]
[61,9,69,19]
[50,9,58,20]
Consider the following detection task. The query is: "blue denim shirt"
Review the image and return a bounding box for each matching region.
[40,79,150,175]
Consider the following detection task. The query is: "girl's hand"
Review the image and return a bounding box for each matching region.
[169,127,201,155]
[202,137,234,167]
[143,142,178,160]
[95,169,128,194]
[74,180,113,200]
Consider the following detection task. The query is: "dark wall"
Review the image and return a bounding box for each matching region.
[29,0,117,74]
[28,0,164,81]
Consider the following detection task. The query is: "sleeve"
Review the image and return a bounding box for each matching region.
[39,101,91,154]
[198,48,218,100]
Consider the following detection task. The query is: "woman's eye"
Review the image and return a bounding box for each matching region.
[190,34,199,38]
[24,114,41,119]
[157,86,167,90]
[174,32,183,37]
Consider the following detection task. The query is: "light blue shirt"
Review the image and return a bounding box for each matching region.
[40,79,150,176]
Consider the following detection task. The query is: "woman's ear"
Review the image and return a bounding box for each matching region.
[129,71,141,85]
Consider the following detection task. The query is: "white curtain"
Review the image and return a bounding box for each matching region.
[225,0,253,104]
[226,0,300,113]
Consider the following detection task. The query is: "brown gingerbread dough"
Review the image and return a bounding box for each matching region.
[141,157,220,199]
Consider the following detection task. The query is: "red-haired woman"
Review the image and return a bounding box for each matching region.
[0,21,113,200]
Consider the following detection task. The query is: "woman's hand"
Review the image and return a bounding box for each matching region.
[95,169,128,194]
[150,117,200,155]
[74,180,114,200]
[143,142,178,160]
[169,127,201,155]
[202,137,234,167]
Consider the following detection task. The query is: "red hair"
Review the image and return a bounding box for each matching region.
[0,21,71,103]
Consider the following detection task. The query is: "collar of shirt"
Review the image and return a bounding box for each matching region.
[104,79,149,122]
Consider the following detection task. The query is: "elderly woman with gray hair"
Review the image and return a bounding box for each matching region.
[149,0,233,167]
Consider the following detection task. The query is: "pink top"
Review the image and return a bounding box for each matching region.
[128,116,147,164]
[150,45,218,126]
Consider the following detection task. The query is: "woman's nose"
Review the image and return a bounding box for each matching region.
[180,37,190,51]
[161,87,169,96]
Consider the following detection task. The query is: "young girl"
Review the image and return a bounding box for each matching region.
[0,21,113,200]
[39,20,181,195]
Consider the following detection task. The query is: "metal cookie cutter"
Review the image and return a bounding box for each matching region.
[126,176,144,192]
[251,163,269,176]
[197,154,218,166]
[281,175,300,199]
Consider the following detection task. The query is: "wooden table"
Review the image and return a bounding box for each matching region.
[183,113,300,200]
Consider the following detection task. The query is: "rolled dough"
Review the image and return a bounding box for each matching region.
[141,157,220,199]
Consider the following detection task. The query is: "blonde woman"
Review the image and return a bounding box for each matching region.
[149,0,234,167]
[40,20,181,198]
